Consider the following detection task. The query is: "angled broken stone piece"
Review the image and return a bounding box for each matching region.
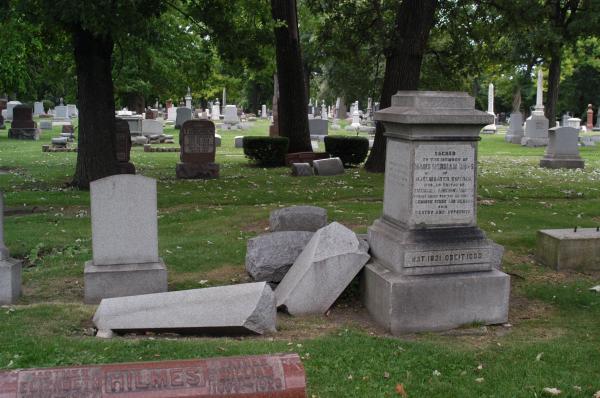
[246,231,314,282]
[275,222,370,315]
[270,206,327,232]
[93,282,276,337]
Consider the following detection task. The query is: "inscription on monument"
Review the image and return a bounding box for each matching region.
[383,140,411,223]
[184,133,214,154]
[0,354,305,398]
[404,248,491,268]
[412,143,475,226]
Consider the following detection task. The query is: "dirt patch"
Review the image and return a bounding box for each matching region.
[21,277,84,304]
[5,206,47,216]
[509,293,555,323]
[239,219,270,234]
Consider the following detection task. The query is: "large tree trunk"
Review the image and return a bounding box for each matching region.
[71,26,119,189]
[545,48,561,125]
[271,0,311,153]
[364,0,437,172]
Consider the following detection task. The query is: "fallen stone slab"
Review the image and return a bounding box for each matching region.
[270,206,327,232]
[291,163,314,177]
[93,282,276,337]
[313,157,344,176]
[246,231,314,282]
[0,354,307,397]
[276,222,370,315]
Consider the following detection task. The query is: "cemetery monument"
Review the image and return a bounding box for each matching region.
[0,192,21,305]
[521,68,549,147]
[176,119,219,179]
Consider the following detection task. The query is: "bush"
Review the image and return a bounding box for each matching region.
[324,136,369,167]
[42,100,55,113]
[243,136,289,166]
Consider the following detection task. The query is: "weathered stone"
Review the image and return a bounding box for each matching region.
[131,135,149,145]
[275,222,370,315]
[8,105,40,140]
[142,119,163,136]
[0,354,307,397]
[308,119,328,138]
[505,112,524,144]
[291,163,314,177]
[38,119,52,130]
[0,192,21,304]
[93,282,276,336]
[246,231,314,282]
[84,175,167,303]
[235,136,244,148]
[270,206,327,232]
[540,126,584,169]
[175,107,193,129]
[362,262,510,333]
[313,157,344,176]
[176,120,219,179]
[536,228,600,271]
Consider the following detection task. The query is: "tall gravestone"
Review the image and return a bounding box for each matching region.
[33,101,44,116]
[482,83,497,134]
[6,101,21,121]
[115,118,135,174]
[8,105,40,140]
[0,192,22,305]
[175,107,192,129]
[540,126,584,169]
[586,104,594,130]
[211,100,221,121]
[84,175,167,303]
[506,93,524,144]
[176,120,219,179]
[262,104,268,118]
[522,68,549,147]
[362,91,510,334]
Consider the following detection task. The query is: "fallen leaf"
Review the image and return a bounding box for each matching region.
[476,364,483,371]
[432,370,441,377]
[475,377,484,383]
[593,391,600,398]
[383,372,390,379]
[536,352,544,361]
[395,383,407,397]
[542,387,561,396]
[589,285,600,293]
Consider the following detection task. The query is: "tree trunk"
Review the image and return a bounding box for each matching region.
[271,0,311,153]
[71,26,120,189]
[545,48,561,125]
[126,92,145,114]
[365,0,437,172]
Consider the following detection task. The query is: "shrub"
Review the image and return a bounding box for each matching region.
[42,100,55,113]
[243,136,289,166]
[324,136,369,166]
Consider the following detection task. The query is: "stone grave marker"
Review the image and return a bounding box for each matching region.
[262,104,268,118]
[587,104,594,130]
[176,120,219,179]
[115,118,135,174]
[482,83,497,134]
[93,282,275,337]
[313,157,344,176]
[362,90,510,334]
[308,119,328,139]
[33,101,44,116]
[536,228,600,271]
[291,163,314,177]
[142,119,163,136]
[0,354,307,397]
[5,101,21,121]
[522,69,549,146]
[540,126,584,169]
[270,206,327,232]
[167,106,177,122]
[8,105,40,140]
[84,175,167,303]
[67,104,78,118]
[0,192,22,305]
[222,105,240,130]
[505,112,524,144]
[175,107,192,129]
[235,136,244,148]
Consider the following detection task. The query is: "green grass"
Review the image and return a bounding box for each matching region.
[0,120,600,397]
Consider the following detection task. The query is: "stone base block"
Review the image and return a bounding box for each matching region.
[8,128,40,140]
[362,262,510,334]
[176,162,219,179]
[84,260,168,304]
[540,157,584,169]
[536,229,600,271]
[0,258,22,304]
[505,134,524,144]
[521,137,548,147]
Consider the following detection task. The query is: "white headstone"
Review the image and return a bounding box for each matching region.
[33,101,44,116]
[167,107,177,121]
[90,175,159,266]
[142,119,164,136]
[6,101,22,121]
[261,104,267,118]
[223,105,239,124]
[211,100,220,121]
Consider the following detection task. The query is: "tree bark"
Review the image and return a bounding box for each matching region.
[364,0,437,172]
[71,26,120,189]
[271,0,311,153]
[545,48,561,125]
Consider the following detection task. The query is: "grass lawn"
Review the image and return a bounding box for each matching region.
[0,119,599,397]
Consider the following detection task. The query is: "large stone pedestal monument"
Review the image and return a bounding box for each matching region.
[84,175,167,303]
[0,192,22,304]
[362,91,510,334]
[522,69,549,147]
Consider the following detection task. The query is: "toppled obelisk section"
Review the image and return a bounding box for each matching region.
[275,222,370,315]
[246,231,314,282]
[93,282,276,338]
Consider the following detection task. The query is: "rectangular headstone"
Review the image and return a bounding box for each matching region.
[0,354,307,397]
[142,119,164,136]
[33,101,44,116]
[536,228,600,270]
[176,120,219,179]
[313,157,344,176]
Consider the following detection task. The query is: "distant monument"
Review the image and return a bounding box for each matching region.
[482,83,497,134]
[521,68,549,147]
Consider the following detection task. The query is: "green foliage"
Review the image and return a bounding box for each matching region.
[324,135,369,167]
[243,136,289,166]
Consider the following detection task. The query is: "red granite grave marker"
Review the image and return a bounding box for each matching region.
[0,353,306,397]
